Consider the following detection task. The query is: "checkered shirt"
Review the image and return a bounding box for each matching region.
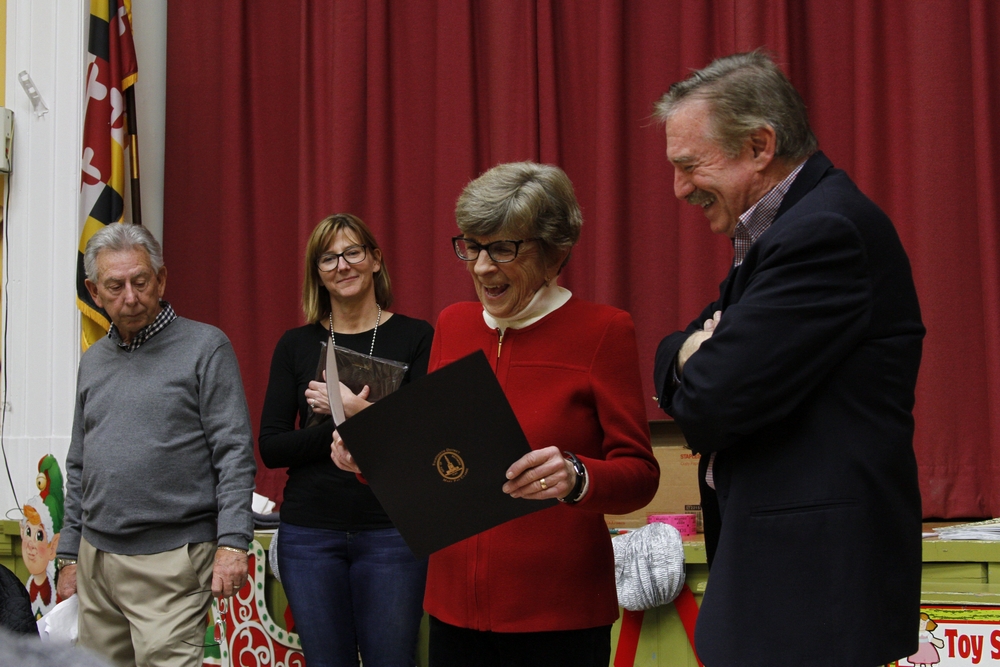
[731,161,805,267]
[108,301,177,352]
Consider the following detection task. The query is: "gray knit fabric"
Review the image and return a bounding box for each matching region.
[268,528,281,583]
[60,317,256,557]
[0,627,112,667]
[613,522,686,611]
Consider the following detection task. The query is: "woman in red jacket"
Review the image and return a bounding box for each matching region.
[425,162,658,666]
[332,162,660,665]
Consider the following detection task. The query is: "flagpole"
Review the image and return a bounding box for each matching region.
[125,85,142,227]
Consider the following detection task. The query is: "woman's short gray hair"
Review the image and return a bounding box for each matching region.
[84,223,164,282]
[455,162,582,269]
[654,50,817,162]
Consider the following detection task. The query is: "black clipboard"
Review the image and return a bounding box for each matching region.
[337,350,557,558]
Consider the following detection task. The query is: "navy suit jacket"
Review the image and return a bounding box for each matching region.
[655,152,924,667]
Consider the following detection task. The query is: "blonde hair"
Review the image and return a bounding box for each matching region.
[302,214,392,324]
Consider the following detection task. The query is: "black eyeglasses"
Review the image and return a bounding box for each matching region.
[317,245,367,272]
[452,237,540,263]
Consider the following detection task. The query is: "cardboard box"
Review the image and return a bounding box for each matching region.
[605,421,703,531]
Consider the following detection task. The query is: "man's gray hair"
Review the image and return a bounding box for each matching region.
[83,224,164,282]
[654,50,818,161]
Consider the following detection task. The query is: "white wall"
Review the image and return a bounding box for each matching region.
[131,0,166,243]
[0,1,167,518]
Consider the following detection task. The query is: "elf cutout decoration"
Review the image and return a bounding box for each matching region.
[20,455,66,619]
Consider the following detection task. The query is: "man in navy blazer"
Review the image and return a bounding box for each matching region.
[653,51,924,667]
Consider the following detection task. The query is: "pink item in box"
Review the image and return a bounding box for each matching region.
[647,513,696,536]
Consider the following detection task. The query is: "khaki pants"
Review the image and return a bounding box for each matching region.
[77,537,215,667]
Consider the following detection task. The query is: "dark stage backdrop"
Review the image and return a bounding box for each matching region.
[164,1,999,518]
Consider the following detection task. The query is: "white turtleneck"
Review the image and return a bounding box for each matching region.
[482,282,572,333]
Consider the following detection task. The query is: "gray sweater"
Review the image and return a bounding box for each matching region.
[59,317,256,557]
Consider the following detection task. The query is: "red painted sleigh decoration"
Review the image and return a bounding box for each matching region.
[203,541,304,667]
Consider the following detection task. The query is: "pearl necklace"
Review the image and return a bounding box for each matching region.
[329,304,381,356]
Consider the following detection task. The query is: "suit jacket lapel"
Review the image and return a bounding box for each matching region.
[720,263,739,309]
[773,151,834,221]
[722,152,834,308]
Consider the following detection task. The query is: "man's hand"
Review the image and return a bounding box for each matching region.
[56,563,77,600]
[678,310,722,373]
[212,548,248,598]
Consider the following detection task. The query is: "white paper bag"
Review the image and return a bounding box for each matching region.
[38,594,79,643]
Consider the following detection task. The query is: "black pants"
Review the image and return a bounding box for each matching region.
[428,615,612,667]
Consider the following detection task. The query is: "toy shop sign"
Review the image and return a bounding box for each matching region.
[891,607,1000,666]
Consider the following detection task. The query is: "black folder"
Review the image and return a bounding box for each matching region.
[337,350,557,558]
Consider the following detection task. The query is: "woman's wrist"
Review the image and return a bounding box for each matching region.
[558,451,588,504]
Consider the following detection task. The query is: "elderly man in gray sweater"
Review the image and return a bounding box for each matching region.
[56,223,256,667]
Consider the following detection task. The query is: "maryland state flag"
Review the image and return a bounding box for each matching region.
[77,0,139,350]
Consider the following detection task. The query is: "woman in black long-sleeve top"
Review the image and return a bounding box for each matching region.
[259,213,432,667]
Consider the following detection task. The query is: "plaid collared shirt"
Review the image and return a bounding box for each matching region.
[108,301,177,352]
[731,161,805,267]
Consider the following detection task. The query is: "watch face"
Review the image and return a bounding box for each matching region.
[564,452,586,476]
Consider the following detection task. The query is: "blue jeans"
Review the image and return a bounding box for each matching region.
[277,522,428,667]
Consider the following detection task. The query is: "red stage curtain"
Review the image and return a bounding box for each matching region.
[165,0,1000,518]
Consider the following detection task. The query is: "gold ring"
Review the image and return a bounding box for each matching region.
[539,477,548,490]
